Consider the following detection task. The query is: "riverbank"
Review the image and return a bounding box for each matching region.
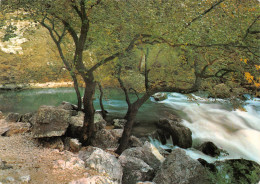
[0,82,75,91]
[1,103,260,184]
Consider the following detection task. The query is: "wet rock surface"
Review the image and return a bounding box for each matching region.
[156,118,192,148]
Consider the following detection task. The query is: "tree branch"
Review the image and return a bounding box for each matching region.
[244,15,260,40]
[186,0,225,27]
[116,65,131,106]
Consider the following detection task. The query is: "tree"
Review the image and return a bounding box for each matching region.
[3,0,259,151]
[113,0,259,154]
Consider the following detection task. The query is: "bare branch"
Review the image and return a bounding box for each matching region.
[186,0,225,27]
[244,15,260,40]
[129,88,139,100]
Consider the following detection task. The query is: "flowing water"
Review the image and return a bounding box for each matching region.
[0,88,259,163]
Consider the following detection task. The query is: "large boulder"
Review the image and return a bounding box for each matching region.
[153,148,210,184]
[152,93,167,101]
[119,155,154,184]
[3,122,30,136]
[31,106,71,138]
[79,147,123,184]
[91,129,123,150]
[121,141,165,171]
[67,112,106,138]
[156,118,192,148]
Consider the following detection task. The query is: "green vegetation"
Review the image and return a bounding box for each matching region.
[2,24,17,41]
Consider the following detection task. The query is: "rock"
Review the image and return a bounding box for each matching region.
[81,148,123,184]
[67,112,106,138]
[119,155,154,184]
[31,106,71,138]
[113,119,127,129]
[92,129,123,149]
[129,135,143,147]
[69,176,114,184]
[153,148,210,184]
[58,101,78,116]
[152,93,167,101]
[58,101,76,111]
[0,111,4,119]
[5,177,15,182]
[0,120,12,136]
[68,112,84,138]
[198,158,217,172]
[40,137,64,151]
[94,113,107,131]
[156,118,192,148]
[215,159,260,184]
[198,141,221,157]
[78,146,101,161]
[53,157,85,170]
[0,159,13,170]
[121,141,165,171]
[69,138,82,152]
[5,112,21,122]
[20,112,34,124]
[3,122,31,136]
[20,175,31,183]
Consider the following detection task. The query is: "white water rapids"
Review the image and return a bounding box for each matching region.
[153,93,260,164]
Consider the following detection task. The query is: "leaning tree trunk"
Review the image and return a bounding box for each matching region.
[116,105,139,154]
[98,83,107,118]
[71,74,82,111]
[81,73,96,145]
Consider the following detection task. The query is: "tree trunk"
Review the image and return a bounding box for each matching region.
[116,106,138,154]
[98,83,106,118]
[81,73,96,145]
[71,74,82,111]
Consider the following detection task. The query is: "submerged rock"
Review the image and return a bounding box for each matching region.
[153,148,210,184]
[156,118,192,148]
[31,106,71,138]
[152,93,167,101]
[198,141,221,157]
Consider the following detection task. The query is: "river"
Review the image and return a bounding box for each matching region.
[0,88,259,163]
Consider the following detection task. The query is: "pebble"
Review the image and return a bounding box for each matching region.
[20,175,31,183]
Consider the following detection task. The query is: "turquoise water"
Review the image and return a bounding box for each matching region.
[0,88,176,134]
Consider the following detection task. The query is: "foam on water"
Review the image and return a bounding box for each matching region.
[159,93,260,164]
